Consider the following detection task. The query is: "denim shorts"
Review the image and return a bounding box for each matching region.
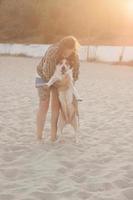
[35,77,48,88]
[35,77,50,101]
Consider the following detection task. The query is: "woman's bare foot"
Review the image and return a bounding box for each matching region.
[51,136,57,142]
[38,137,43,141]
[36,137,45,144]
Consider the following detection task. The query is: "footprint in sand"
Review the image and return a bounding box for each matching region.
[0,194,15,200]
[123,188,133,200]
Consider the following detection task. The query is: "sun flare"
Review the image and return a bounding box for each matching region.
[125,0,133,16]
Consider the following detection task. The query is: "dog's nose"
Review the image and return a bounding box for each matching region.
[62,66,65,71]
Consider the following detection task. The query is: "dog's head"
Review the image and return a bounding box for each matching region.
[56,59,70,75]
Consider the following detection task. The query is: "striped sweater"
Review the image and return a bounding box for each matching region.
[36,43,80,81]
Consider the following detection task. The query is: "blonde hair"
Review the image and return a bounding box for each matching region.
[58,36,80,54]
[57,36,80,61]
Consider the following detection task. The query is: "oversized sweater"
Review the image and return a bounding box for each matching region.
[36,43,80,81]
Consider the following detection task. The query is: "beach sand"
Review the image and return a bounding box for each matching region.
[0,56,133,200]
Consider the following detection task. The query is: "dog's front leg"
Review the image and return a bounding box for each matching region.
[46,75,59,87]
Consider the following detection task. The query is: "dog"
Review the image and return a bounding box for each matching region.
[45,59,80,143]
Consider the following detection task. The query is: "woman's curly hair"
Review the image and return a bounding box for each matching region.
[57,36,80,62]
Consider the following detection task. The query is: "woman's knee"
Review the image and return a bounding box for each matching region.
[51,87,60,107]
[39,99,49,112]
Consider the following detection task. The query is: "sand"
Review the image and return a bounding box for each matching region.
[0,56,133,200]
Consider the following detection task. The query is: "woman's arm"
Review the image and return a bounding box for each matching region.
[36,45,58,81]
[36,56,45,78]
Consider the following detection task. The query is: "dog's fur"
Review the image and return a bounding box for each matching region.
[46,59,79,143]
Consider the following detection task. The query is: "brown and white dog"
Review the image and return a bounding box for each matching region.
[45,59,80,143]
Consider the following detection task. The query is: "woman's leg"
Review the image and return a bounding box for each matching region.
[51,87,60,141]
[36,87,50,140]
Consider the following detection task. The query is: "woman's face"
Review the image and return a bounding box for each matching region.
[63,48,74,58]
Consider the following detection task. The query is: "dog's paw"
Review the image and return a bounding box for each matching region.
[43,84,49,89]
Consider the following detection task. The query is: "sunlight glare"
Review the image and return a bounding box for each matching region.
[125,0,133,17]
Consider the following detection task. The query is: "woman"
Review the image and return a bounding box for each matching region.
[36,36,80,142]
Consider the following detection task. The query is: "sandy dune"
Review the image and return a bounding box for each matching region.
[0,56,133,200]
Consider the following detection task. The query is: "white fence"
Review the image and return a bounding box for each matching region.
[0,43,133,62]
